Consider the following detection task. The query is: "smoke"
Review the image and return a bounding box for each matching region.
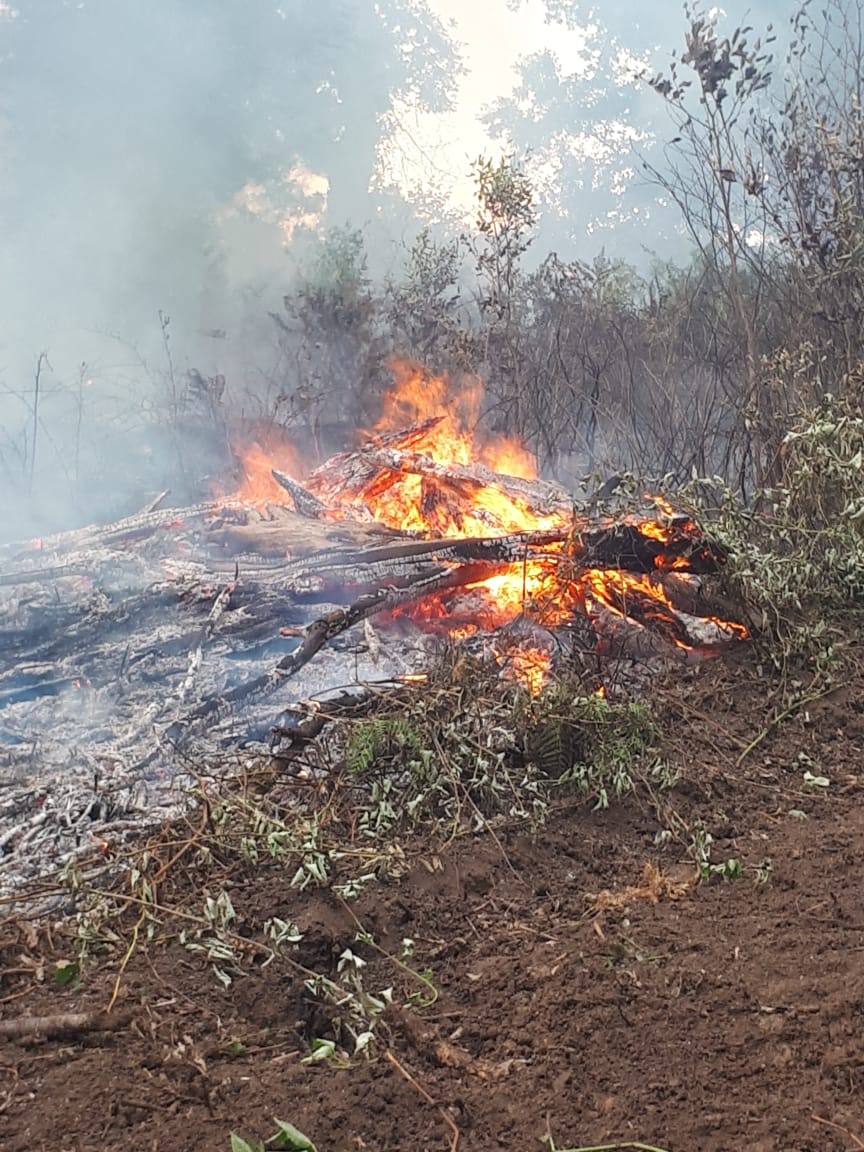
[0,0,792,541]
[0,0,449,537]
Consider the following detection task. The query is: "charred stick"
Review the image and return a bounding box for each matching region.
[269,530,568,594]
[141,489,170,515]
[271,470,330,519]
[0,562,93,588]
[178,578,237,702]
[7,499,246,558]
[174,561,509,738]
[272,564,495,681]
[360,415,445,451]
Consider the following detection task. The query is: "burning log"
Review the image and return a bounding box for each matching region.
[345,446,570,512]
[302,444,570,531]
[361,415,446,451]
[575,517,723,576]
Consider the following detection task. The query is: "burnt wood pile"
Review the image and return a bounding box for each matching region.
[0,423,745,897]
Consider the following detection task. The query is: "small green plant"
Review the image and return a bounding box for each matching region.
[53,961,81,989]
[604,936,660,969]
[346,669,550,839]
[301,944,393,1064]
[524,685,661,808]
[181,889,242,987]
[230,1118,318,1152]
[690,383,864,667]
[346,716,424,776]
[690,825,743,884]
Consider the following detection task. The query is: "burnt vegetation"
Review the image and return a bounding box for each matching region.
[3,4,864,649]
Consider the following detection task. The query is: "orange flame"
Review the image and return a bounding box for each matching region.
[300,360,562,537]
[496,646,552,696]
[233,441,304,506]
[375,360,537,480]
[225,360,747,690]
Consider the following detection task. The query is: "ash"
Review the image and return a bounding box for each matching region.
[0,513,434,902]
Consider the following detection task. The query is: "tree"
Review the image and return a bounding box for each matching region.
[487,1,790,261]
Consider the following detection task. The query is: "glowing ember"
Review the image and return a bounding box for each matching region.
[497,646,552,696]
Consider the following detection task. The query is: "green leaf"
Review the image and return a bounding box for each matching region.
[230,1135,260,1152]
[301,1037,335,1064]
[53,962,80,988]
[270,1119,318,1151]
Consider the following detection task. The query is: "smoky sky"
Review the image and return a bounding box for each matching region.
[0,0,812,537]
[0,1,797,360]
[488,0,795,258]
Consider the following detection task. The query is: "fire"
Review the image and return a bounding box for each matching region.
[227,360,748,691]
[497,646,552,696]
[298,361,563,537]
[234,441,303,506]
[582,569,693,651]
[375,360,537,480]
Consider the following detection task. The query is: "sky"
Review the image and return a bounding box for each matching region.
[382,0,594,218]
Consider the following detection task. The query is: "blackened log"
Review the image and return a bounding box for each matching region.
[576,519,725,575]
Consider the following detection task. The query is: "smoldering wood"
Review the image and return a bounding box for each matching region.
[0,499,243,560]
[206,511,399,557]
[172,559,510,741]
[0,513,723,728]
[0,425,744,905]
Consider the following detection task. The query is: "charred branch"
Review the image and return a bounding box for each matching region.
[270,470,330,519]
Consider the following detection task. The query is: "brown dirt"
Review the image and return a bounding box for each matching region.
[2,649,864,1152]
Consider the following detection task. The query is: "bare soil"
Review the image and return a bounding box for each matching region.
[2,648,864,1152]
